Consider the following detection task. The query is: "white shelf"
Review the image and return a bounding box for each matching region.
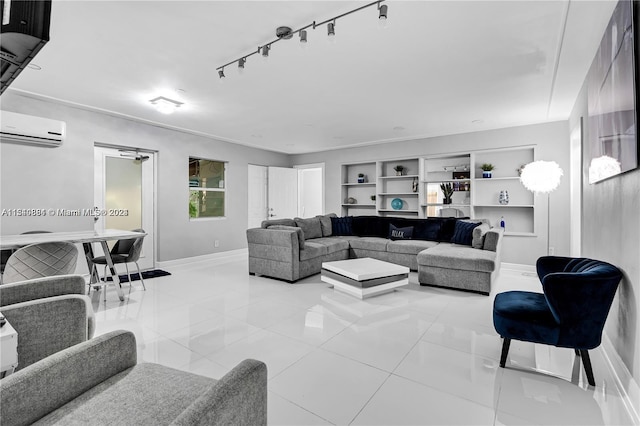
[504,231,536,237]
[378,192,419,196]
[422,179,471,183]
[474,177,521,181]
[421,203,470,207]
[379,175,420,180]
[342,204,376,208]
[342,182,376,186]
[378,209,419,213]
[475,204,534,208]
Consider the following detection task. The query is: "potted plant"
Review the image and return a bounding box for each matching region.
[370,195,376,203]
[481,163,494,178]
[440,182,454,204]
[393,165,405,176]
[357,173,366,183]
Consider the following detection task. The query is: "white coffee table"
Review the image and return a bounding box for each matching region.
[321,258,409,299]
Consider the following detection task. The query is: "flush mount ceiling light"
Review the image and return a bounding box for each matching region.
[216,0,387,79]
[149,96,184,114]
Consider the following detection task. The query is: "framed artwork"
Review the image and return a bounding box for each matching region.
[587,0,639,183]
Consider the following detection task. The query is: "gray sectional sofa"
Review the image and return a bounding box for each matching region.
[247,214,503,294]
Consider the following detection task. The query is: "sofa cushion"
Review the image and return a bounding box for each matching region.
[412,219,443,241]
[308,237,350,254]
[387,239,439,255]
[267,225,305,249]
[389,224,413,240]
[472,223,491,249]
[261,218,296,228]
[331,216,354,236]
[299,241,327,261]
[348,237,389,252]
[437,218,459,242]
[295,217,323,240]
[450,221,481,246]
[352,216,383,237]
[416,243,496,273]
[36,363,215,425]
[316,213,337,237]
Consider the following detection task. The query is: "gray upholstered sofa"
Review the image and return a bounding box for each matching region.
[0,274,95,371]
[247,214,503,294]
[0,330,267,426]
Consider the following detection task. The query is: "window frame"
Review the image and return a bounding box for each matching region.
[188,157,227,220]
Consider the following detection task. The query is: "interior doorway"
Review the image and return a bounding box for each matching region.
[247,163,324,228]
[94,145,155,270]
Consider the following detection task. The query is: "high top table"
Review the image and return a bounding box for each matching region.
[0,229,146,301]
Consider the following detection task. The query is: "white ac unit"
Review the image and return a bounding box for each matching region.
[0,110,66,147]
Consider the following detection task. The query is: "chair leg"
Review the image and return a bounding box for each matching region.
[579,349,595,386]
[125,263,132,287]
[500,338,511,368]
[135,261,146,291]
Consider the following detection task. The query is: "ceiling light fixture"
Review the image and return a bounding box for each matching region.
[149,96,184,114]
[216,0,387,78]
[238,57,246,74]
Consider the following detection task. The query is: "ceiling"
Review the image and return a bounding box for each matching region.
[7,0,617,154]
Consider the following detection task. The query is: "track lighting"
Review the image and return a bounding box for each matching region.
[215,1,387,79]
[378,4,388,20]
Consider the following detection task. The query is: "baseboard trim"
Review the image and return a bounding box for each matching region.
[156,248,248,269]
[500,262,536,273]
[601,334,640,425]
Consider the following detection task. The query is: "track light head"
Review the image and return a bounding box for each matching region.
[299,29,307,43]
[261,44,270,59]
[327,22,335,37]
[379,4,388,20]
[218,69,225,79]
[238,57,245,74]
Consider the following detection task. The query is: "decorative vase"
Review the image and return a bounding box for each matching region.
[357,175,366,183]
[395,170,403,176]
[443,198,452,205]
[482,171,492,178]
[499,190,509,205]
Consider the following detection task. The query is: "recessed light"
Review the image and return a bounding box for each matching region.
[393,126,405,131]
[471,119,483,124]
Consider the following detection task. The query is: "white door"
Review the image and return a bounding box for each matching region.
[296,165,324,217]
[268,166,298,219]
[248,164,268,228]
[94,146,155,270]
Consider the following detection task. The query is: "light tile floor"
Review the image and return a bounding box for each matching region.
[91,259,636,426]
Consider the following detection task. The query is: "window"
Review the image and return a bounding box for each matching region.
[189,157,226,219]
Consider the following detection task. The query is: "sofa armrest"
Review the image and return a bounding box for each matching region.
[171,359,268,426]
[0,274,86,307]
[0,330,137,426]
[1,295,93,371]
[246,227,303,250]
[483,228,504,252]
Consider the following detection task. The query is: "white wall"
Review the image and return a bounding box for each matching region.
[0,91,290,261]
[291,121,571,265]
[569,82,640,404]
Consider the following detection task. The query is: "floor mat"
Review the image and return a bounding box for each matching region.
[104,269,171,282]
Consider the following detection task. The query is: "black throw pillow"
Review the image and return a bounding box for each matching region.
[331,216,353,236]
[450,221,481,246]
[389,224,413,241]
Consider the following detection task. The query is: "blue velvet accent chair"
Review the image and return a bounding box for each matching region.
[493,256,622,386]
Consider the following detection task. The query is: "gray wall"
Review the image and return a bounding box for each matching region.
[292,121,571,265]
[0,91,290,261]
[569,83,640,386]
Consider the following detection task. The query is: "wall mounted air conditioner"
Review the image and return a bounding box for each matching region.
[0,110,66,147]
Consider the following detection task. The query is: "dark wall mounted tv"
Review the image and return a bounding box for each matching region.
[0,0,52,95]
[587,0,639,183]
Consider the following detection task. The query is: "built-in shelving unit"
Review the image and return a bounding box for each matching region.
[339,145,536,235]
